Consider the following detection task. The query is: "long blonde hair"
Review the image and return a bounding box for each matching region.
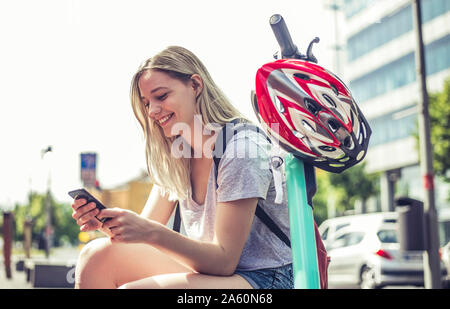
[130,46,246,201]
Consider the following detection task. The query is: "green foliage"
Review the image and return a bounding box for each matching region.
[12,192,79,247]
[428,78,450,183]
[313,170,332,225]
[314,162,380,218]
[329,162,380,212]
[52,198,80,246]
[412,78,450,201]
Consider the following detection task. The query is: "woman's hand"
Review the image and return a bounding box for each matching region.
[97,208,162,244]
[71,198,102,232]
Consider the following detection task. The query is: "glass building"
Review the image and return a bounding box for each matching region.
[341,0,450,214]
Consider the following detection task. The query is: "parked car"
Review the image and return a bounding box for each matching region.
[439,208,450,288]
[318,212,398,249]
[441,242,450,288]
[325,222,447,289]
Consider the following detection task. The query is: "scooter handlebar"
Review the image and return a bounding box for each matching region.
[269,14,298,59]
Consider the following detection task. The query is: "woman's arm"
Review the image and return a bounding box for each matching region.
[99,185,175,237]
[140,184,177,225]
[98,197,258,276]
[148,197,258,276]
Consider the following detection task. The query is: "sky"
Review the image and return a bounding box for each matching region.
[0,0,338,210]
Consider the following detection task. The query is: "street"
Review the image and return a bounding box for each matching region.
[0,246,79,289]
[1,245,426,290]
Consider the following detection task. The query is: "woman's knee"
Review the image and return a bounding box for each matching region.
[75,237,114,287]
[78,237,112,265]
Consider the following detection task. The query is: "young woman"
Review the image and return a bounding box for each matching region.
[71,46,293,289]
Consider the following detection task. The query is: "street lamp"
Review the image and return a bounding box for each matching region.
[323,0,344,75]
[41,145,53,259]
[411,0,441,289]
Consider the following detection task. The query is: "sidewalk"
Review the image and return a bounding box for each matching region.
[0,246,80,289]
[0,262,31,289]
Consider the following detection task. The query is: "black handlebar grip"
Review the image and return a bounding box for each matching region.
[269,14,298,59]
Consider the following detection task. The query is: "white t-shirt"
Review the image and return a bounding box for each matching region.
[179,129,292,271]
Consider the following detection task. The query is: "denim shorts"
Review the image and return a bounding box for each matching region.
[234,264,294,289]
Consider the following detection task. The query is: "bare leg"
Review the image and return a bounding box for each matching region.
[75,237,252,289]
[118,272,253,289]
[75,237,193,289]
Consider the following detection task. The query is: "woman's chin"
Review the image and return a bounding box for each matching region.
[159,115,176,136]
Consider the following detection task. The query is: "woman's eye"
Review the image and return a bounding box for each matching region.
[158,93,168,101]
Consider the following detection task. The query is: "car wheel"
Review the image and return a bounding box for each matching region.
[360,266,378,289]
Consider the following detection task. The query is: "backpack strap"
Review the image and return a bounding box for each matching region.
[211,119,291,248]
[255,203,291,247]
[211,118,270,172]
[173,118,292,249]
[173,201,181,233]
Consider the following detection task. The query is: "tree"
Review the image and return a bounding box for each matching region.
[428,77,450,183]
[313,169,347,219]
[325,162,379,215]
[312,169,330,225]
[13,192,79,248]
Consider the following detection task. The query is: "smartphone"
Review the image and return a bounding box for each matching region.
[68,188,111,223]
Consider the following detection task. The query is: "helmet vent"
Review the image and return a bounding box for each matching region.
[304,98,321,115]
[319,145,336,152]
[330,84,339,95]
[292,130,304,138]
[343,136,352,148]
[328,119,340,133]
[339,156,350,162]
[302,120,315,132]
[294,73,310,80]
[358,122,366,145]
[274,96,285,113]
[322,94,337,108]
[361,122,367,139]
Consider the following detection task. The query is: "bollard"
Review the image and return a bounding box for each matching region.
[3,212,14,279]
[395,197,425,251]
[24,217,32,259]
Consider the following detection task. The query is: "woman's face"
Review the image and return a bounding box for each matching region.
[138,69,201,137]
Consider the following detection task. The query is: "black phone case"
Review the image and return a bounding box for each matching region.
[68,188,110,223]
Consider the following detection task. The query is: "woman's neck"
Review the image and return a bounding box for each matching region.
[192,131,217,160]
[180,120,218,160]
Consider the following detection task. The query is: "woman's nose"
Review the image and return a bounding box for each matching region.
[149,102,162,119]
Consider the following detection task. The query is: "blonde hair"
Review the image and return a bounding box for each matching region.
[130,46,246,201]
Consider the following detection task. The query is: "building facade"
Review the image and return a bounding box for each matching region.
[341,0,450,213]
[90,172,153,214]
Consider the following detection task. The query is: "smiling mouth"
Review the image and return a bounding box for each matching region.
[158,113,174,127]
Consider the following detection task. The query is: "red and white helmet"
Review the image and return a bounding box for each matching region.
[251,59,372,173]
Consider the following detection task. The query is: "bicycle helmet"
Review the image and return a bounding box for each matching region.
[251,58,371,173]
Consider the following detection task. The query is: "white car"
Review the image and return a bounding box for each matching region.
[325,223,431,288]
[441,242,450,288]
[439,208,450,288]
[319,212,398,249]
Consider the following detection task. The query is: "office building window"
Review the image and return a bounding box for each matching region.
[422,0,450,22]
[368,105,417,147]
[343,0,376,19]
[349,34,450,103]
[347,0,450,61]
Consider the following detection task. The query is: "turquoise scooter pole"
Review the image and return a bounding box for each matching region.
[268,14,321,289]
[253,14,371,289]
[285,154,320,289]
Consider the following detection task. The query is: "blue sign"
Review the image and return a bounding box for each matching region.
[81,153,96,169]
[80,153,97,187]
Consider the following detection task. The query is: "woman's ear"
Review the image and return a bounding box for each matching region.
[190,74,203,98]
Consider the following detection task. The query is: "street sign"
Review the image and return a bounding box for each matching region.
[80,153,97,187]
